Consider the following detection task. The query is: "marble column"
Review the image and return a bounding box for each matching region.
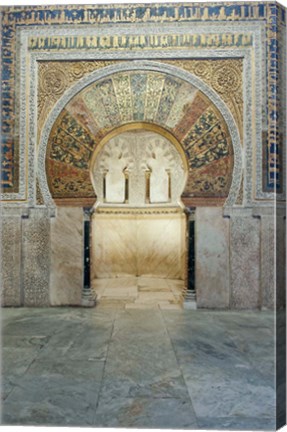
[1,208,22,306]
[183,208,197,309]
[82,207,96,307]
[22,208,50,306]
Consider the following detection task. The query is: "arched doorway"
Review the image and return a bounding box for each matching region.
[89,125,188,307]
[38,61,242,308]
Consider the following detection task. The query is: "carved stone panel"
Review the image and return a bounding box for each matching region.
[260,216,275,309]
[98,137,132,204]
[22,209,50,306]
[146,144,170,203]
[1,211,22,306]
[230,215,260,309]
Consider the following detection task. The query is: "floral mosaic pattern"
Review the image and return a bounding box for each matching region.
[46,70,234,200]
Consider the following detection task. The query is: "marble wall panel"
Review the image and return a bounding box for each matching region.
[230,215,260,309]
[1,210,22,306]
[136,213,186,279]
[91,212,185,280]
[195,207,230,308]
[22,209,50,306]
[91,214,137,278]
[260,216,275,309]
[50,207,83,306]
[276,213,286,309]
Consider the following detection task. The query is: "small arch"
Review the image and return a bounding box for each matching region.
[90,124,188,208]
[89,122,189,186]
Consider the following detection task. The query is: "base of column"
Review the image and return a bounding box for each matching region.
[183,300,197,310]
[81,289,97,307]
[183,290,197,310]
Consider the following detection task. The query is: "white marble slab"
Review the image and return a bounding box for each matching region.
[50,207,83,305]
[91,212,186,280]
[195,207,230,308]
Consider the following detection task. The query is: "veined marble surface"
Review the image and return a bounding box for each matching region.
[196,207,230,308]
[92,276,184,309]
[1,307,276,429]
[91,211,186,280]
[50,207,83,305]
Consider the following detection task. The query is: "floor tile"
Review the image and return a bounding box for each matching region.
[1,306,276,429]
[2,347,40,377]
[197,415,275,430]
[2,377,100,426]
[94,396,198,428]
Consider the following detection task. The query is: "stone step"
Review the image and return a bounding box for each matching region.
[135,292,176,303]
[138,286,170,292]
[125,303,159,310]
[158,302,182,310]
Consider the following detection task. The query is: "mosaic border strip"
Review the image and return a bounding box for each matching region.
[265,4,286,193]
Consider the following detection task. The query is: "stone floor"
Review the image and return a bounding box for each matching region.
[1,306,276,429]
[92,276,184,309]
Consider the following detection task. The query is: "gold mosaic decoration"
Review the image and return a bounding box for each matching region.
[162,59,243,141]
[43,67,234,203]
[37,59,243,141]
[37,58,241,214]
[38,60,120,140]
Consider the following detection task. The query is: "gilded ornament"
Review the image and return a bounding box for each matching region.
[69,63,85,79]
[45,70,234,200]
[40,67,67,96]
[192,61,212,80]
[211,64,241,94]
[161,59,243,140]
